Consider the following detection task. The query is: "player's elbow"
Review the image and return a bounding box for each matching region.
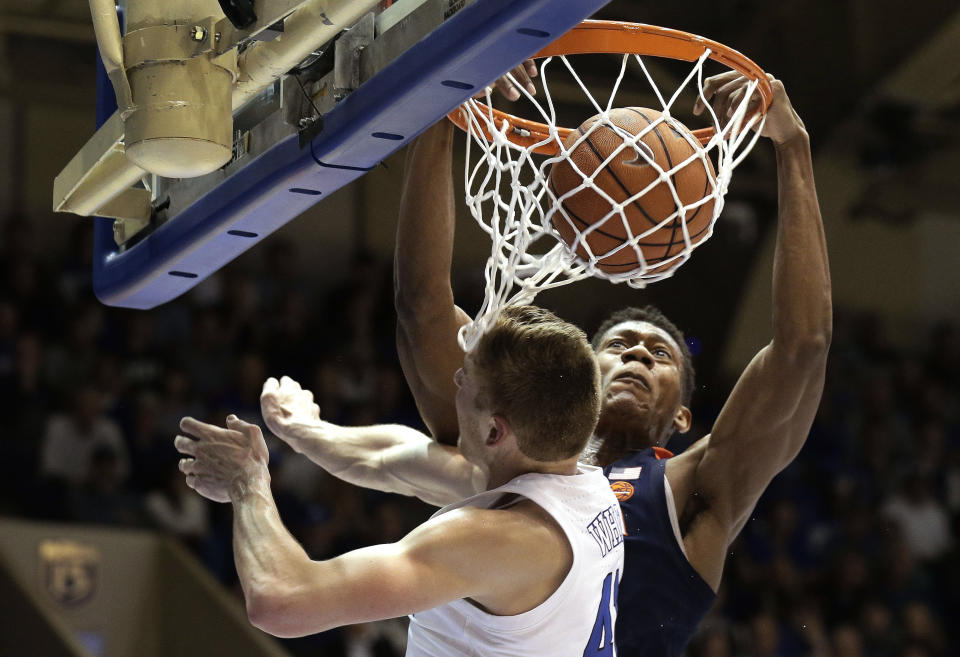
[777,303,833,359]
[795,331,831,360]
[394,280,455,326]
[776,325,831,369]
[245,586,335,638]
[245,588,292,636]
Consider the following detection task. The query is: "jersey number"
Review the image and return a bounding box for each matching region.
[583,570,619,657]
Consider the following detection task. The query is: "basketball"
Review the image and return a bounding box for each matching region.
[549,108,717,274]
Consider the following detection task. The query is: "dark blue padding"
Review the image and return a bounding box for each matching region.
[93,0,611,308]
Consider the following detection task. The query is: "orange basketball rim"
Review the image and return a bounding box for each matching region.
[448,20,774,155]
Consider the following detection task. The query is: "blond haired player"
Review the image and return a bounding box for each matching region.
[175,306,625,655]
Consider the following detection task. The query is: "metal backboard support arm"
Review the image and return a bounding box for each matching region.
[92,0,611,308]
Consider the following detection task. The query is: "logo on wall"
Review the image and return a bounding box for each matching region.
[38,539,100,606]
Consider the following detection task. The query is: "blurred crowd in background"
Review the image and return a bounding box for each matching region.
[1,215,957,657]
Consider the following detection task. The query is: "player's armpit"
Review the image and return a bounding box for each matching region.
[699,334,828,524]
[666,343,827,589]
[666,346,826,589]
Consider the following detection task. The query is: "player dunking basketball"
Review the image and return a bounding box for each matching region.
[176,306,625,655]
[258,71,830,656]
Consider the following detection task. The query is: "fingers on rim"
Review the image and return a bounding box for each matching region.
[714,77,745,102]
[704,70,743,86]
[512,65,532,85]
[510,66,536,95]
[693,93,710,115]
[725,87,748,114]
[495,78,521,101]
[701,70,741,96]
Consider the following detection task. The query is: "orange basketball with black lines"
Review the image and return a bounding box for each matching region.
[549,108,716,274]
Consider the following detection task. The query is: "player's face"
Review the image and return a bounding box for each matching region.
[594,320,686,439]
[454,355,488,464]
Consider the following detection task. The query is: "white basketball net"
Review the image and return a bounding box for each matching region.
[456,48,766,351]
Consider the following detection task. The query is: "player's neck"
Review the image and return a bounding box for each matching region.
[484,458,579,490]
[582,430,659,467]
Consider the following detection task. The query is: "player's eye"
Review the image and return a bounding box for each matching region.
[606,339,627,350]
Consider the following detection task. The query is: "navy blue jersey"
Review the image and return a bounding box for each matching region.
[603,447,715,657]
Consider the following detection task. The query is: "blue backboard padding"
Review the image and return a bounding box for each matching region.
[93,0,611,308]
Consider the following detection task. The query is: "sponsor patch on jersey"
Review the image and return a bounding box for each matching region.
[608,466,642,480]
[610,480,635,502]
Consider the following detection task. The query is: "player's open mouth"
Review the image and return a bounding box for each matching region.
[614,373,650,391]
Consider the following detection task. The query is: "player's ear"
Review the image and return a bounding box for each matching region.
[487,415,509,446]
[673,405,692,434]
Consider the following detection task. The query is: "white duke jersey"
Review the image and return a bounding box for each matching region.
[406,465,625,657]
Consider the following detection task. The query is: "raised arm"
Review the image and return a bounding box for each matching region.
[669,74,832,588]
[174,416,568,639]
[394,120,471,445]
[261,376,483,506]
[394,63,539,445]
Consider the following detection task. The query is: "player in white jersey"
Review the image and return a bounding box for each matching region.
[407,459,624,655]
[174,305,624,655]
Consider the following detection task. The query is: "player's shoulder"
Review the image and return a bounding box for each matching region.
[604,446,677,508]
[605,445,671,476]
[426,498,562,542]
[408,499,570,573]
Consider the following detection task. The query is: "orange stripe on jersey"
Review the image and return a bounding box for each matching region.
[653,446,674,460]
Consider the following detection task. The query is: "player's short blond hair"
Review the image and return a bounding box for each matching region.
[473,305,600,462]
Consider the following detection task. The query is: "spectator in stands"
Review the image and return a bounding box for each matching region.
[40,384,128,486]
[145,458,210,550]
[68,444,144,527]
[883,473,953,562]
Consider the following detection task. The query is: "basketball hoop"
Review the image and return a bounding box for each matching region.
[449,21,773,351]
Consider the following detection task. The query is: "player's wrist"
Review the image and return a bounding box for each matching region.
[280,418,333,452]
[229,465,271,504]
[772,128,809,151]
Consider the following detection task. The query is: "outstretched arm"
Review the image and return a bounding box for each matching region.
[261,376,484,506]
[669,74,832,589]
[175,416,567,638]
